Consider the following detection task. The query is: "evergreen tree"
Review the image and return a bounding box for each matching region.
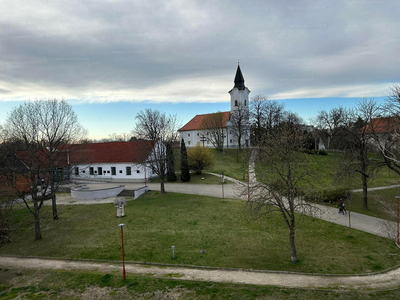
[180,139,191,182]
[166,142,177,182]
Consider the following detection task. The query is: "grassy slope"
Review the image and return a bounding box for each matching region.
[2,268,400,299]
[174,147,248,182]
[2,192,399,275]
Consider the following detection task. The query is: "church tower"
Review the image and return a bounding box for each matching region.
[229,63,250,113]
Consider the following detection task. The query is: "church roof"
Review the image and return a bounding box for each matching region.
[178,111,231,132]
[234,64,245,90]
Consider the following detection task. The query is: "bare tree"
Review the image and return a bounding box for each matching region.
[243,123,315,263]
[133,109,180,193]
[1,99,86,239]
[199,112,225,151]
[229,102,250,160]
[314,107,347,150]
[250,95,286,145]
[370,85,400,176]
[339,99,383,211]
[250,94,268,146]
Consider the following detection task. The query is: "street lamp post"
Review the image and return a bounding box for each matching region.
[118,223,126,281]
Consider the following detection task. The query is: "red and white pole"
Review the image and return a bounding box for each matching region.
[397,198,399,247]
[119,224,126,280]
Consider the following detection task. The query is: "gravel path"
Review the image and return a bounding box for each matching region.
[1,256,400,290]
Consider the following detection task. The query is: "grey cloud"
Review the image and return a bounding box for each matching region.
[0,0,399,102]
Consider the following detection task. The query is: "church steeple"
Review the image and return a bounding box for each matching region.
[234,63,245,90]
[229,63,250,112]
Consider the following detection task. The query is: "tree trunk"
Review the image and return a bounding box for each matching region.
[289,227,297,263]
[33,200,42,240]
[160,176,166,194]
[362,174,368,210]
[51,179,58,220]
[361,153,369,211]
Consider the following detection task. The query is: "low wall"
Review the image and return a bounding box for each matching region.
[71,185,125,200]
[134,186,148,198]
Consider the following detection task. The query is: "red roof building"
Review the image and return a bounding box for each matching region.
[365,117,400,134]
[65,140,158,182]
[178,112,231,132]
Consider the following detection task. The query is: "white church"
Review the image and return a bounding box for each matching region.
[178,64,251,148]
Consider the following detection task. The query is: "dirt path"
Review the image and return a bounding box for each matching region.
[1,256,400,290]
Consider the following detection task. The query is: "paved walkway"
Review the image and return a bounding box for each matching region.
[3,152,400,290]
[56,170,397,239]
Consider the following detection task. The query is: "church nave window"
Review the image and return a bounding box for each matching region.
[235,100,238,106]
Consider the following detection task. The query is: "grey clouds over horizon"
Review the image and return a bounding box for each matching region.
[0,0,399,104]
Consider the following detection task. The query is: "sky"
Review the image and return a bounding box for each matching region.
[0,0,398,139]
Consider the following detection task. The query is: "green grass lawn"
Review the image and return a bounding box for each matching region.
[2,268,400,299]
[2,192,400,275]
[208,148,249,181]
[266,151,400,191]
[348,187,400,221]
[174,147,248,181]
[3,268,400,299]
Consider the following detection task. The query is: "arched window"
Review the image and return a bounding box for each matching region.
[244,99,247,106]
[234,100,238,107]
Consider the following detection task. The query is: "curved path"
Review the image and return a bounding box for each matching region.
[1,256,400,290]
[2,153,400,291]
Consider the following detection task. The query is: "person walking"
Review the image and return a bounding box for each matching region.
[338,199,346,215]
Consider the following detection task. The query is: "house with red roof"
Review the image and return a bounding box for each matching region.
[178,64,250,148]
[66,140,160,182]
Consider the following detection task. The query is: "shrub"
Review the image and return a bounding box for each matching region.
[305,188,350,204]
[188,145,215,175]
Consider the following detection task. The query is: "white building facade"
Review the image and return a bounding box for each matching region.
[66,141,160,183]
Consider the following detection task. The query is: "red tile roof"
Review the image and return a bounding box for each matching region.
[365,117,400,134]
[65,141,157,164]
[179,111,230,132]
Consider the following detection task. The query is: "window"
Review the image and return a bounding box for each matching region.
[89,167,94,175]
[188,141,191,145]
[119,170,122,174]
[188,133,191,137]
[197,133,199,136]
[126,167,131,175]
[74,167,79,176]
[244,99,247,106]
[136,170,140,174]
[230,139,233,143]
[82,170,85,174]
[98,167,102,175]
[111,167,116,176]
[235,100,238,106]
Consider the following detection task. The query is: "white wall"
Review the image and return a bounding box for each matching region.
[179,127,249,149]
[70,162,154,182]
